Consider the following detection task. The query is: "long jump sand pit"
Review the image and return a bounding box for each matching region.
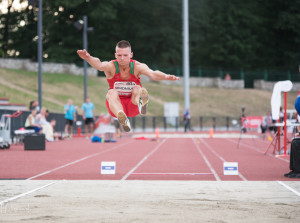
[1,180,300,222]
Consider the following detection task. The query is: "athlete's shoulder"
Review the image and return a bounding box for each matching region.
[133,61,148,78]
[133,60,142,66]
[104,60,116,78]
[134,60,149,70]
[108,60,117,68]
[135,61,150,72]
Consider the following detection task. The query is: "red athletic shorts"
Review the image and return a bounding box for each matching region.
[106,97,139,118]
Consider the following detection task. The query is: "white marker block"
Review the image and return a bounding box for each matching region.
[223,162,238,175]
[101,161,116,174]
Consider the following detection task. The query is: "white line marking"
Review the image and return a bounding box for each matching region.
[27,140,133,180]
[192,138,221,181]
[132,133,257,139]
[130,172,213,175]
[226,138,289,163]
[200,138,247,181]
[0,181,57,205]
[121,139,167,181]
[277,181,300,197]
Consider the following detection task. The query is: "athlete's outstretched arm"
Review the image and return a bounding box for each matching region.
[136,63,180,81]
[77,49,111,72]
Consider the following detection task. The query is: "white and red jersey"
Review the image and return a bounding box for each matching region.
[106,59,141,98]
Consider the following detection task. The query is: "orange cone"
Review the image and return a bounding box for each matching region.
[155,128,160,141]
[209,128,214,138]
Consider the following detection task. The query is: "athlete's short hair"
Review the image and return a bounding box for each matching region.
[116,40,131,49]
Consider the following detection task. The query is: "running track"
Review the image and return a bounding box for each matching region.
[0,132,297,181]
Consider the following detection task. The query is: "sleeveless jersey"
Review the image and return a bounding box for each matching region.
[107,59,141,98]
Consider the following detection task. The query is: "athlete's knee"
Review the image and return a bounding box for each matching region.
[132,85,141,96]
[106,89,119,100]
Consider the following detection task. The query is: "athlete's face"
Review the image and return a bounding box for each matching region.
[115,47,132,66]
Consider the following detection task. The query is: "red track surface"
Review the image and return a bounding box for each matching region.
[0,133,298,181]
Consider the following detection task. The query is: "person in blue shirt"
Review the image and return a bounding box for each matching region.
[64,99,77,138]
[183,109,191,133]
[81,97,95,139]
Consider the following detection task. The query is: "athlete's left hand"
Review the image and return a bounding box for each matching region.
[166,74,180,81]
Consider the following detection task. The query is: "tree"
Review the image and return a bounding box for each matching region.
[262,0,300,69]
[190,0,265,69]
[0,0,16,57]
[0,0,299,71]
[86,0,182,67]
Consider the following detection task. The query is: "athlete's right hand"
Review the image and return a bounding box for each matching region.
[77,49,90,60]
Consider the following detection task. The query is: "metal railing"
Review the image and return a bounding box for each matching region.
[0,109,241,140]
[129,116,240,132]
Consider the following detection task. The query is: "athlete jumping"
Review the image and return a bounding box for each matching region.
[77,40,180,132]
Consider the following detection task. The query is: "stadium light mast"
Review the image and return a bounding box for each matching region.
[82,16,89,101]
[183,0,190,110]
[38,0,43,108]
[74,16,94,101]
[29,0,43,107]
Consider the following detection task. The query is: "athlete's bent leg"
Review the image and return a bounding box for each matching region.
[106,89,131,132]
[106,89,124,116]
[117,111,131,132]
[131,86,149,115]
[131,85,141,105]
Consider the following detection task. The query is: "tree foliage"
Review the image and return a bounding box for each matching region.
[0,0,299,70]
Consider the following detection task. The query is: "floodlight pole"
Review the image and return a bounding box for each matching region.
[38,0,43,107]
[83,16,88,101]
[183,0,190,110]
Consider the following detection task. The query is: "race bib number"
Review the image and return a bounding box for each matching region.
[114,82,136,96]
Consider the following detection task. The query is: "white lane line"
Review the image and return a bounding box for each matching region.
[27,140,133,180]
[226,138,289,163]
[277,181,300,197]
[130,172,213,175]
[121,139,167,181]
[0,181,57,205]
[192,138,221,181]
[200,138,247,181]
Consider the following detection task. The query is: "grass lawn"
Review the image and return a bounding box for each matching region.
[0,68,297,118]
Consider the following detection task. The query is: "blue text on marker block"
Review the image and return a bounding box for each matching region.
[102,166,115,170]
[224,167,238,171]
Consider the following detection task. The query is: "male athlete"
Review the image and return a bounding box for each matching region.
[77,40,179,132]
